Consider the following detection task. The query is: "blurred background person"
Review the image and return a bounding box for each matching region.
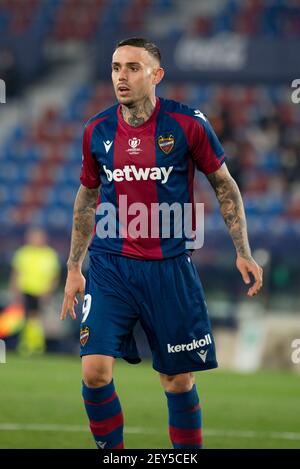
[10,226,60,356]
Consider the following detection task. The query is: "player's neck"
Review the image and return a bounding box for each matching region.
[120,96,156,127]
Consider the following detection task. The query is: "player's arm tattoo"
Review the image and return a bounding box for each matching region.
[121,97,155,127]
[207,164,251,260]
[67,184,99,270]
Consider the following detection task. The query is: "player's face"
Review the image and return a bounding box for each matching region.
[26,228,47,246]
[111,46,163,106]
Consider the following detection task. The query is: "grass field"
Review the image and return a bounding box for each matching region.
[0,353,299,449]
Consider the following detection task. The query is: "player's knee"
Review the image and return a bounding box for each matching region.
[83,371,112,388]
[82,356,113,388]
[159,372,195,393]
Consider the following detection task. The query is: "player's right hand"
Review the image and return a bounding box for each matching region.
[60,269,86,320]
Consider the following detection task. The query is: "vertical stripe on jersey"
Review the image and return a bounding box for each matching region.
[92,114,124,255]
[113,118,163,259]
[187,156,196,234]
[154,109,192,258]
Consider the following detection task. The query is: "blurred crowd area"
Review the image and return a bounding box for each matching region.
[1,0,300,93]
[0,82,299,231]
[1,0,300,44]
[0,0,299,314]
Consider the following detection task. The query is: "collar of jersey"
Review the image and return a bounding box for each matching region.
[117,97,161,132]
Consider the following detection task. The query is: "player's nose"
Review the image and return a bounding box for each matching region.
[118,68,128,81]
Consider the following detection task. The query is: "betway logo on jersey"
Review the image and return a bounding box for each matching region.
[103,165,173,184]
[167,334,212,353]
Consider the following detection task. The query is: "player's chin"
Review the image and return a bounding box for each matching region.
[116,95,135,106]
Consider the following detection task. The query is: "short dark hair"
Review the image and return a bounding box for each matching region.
[115,37,161,64]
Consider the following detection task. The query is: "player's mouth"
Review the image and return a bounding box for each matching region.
[118,85,130,95]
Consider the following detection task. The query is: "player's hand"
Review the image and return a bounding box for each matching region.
[60,269,86,320]
[236,255,263,297]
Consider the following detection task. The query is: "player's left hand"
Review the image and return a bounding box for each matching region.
[236,255,263,297]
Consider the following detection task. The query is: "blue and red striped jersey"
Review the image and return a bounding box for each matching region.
[80,97,225,260]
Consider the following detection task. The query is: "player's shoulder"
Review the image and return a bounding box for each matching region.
[43,245,57,255]
[84,103,118,130]
[13,244,31,261]
[160,97,208,125]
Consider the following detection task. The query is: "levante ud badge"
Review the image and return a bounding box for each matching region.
[158,134,175,155]
[80,326,90,346]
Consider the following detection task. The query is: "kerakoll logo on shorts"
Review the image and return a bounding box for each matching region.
[167,334,212,353]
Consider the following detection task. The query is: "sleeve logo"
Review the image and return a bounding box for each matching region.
[194,110,207,121]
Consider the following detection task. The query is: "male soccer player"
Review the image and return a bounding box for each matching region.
[60,38,263,449]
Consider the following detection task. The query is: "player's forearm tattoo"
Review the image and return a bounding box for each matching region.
[207,172,251,260]
[67,185,98,270]
[121,98,155,127]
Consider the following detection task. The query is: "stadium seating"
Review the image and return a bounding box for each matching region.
[0,0,299,263]
[0,81,299,238]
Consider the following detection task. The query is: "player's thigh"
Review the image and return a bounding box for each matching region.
[80,255,140,364]
[82,354,115,387]
[140,253,218,375]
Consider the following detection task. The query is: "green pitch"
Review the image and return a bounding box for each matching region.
[0,353,299,449]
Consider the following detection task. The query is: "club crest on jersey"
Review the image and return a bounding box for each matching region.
[158,134,175,155]
[80,326,90,346]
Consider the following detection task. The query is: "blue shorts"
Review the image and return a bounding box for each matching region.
[80,252,218,375]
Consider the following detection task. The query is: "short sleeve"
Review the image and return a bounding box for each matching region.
[79,124,101,188]
[190,114,226,175]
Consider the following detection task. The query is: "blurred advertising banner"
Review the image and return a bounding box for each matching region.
[95,33,300,83]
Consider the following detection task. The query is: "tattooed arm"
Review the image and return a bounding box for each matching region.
[67,185,98,270]
[60,184,99,320]
[207,164,263,297]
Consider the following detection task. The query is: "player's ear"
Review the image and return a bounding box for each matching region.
[153,67,164,86]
